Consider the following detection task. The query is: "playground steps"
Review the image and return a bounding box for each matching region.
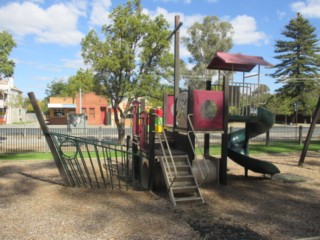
[159,154,204,206]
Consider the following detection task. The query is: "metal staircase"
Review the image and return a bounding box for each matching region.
[156,132,204,206]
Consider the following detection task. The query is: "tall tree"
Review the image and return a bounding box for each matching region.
[63,69,94,98]
[45,79,68,99]
[181,16,233,89]
[271,13,320,115]
[0,31,17,78]
[81,0,173,143]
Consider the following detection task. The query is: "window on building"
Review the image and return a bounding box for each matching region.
[54,109,65,117]
[82,108,87,114]
[89,108,95,119]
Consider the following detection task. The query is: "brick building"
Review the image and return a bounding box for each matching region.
[48,92,108,125]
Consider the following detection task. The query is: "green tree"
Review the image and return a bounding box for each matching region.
[271,13,320,115]
[81,0,173,143]
[265,94,294,124]
[0,31,17,78]
[62,69,94,98]
[181,16,233,89]
[45,79,68,99]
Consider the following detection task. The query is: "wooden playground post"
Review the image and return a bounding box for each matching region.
[220,76,229,185]
[173,15,180,130]
[299,97,320,165]
[28,92,71,186]
[203,80,212,155]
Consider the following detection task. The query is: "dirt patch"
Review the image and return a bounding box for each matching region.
[0,152,319,240]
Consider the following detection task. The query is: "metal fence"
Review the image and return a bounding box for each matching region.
[0,126,319,154]
[0,127,132,154]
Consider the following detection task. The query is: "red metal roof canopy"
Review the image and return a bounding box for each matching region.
[207,52,272,72]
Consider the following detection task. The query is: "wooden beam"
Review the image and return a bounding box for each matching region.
[299,97,320,165]
[28,92,70,186]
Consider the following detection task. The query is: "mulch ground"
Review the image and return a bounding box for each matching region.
[0,152,319,240]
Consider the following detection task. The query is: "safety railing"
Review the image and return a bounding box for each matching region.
[48,131,133,190]
[187,114,210,182]
[156,131,177,188]
[213,81,269,117]
[153,111,178,188]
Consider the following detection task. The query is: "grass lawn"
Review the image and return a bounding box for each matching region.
[1,141,319,161]
[202,142,320,155]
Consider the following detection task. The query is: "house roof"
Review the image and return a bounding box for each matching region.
[207,52,273,72]
[0,79,22,93]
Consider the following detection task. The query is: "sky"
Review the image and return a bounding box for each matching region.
[1,0,320,100]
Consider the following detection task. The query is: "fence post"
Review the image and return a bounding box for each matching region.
[98,127,102,141]
[266,130,270,146]
[299,126,303,145]
[126,135,131,190]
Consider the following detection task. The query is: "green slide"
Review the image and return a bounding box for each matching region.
[227,108,280,176]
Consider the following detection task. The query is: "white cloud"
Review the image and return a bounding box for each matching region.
[153,0,192,3]
[291,0,320,18]
[30,0,44,3]
[230,15,268,45]
[89,0,112,26]
[17,59,62,72]
[277,10,286,20]
[144,7,205,58]
[0,1,86,45]
[62,52,86,69]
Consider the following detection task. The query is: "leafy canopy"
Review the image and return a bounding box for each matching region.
[81,0,172,107]
[181,16,233,89]
[0,31,17,78]
[81,0,173,142]
[45,69,94,103]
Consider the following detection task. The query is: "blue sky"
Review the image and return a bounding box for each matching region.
[1,0,320,99]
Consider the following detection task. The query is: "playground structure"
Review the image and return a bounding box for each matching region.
[129,51,280,205]
[28,51,281,206]
[27,16,281,206]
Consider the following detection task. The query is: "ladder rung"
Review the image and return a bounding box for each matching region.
[174,196,203,202]
[171,185,197,193]
[166,165,190,170]
[169,175,194,181]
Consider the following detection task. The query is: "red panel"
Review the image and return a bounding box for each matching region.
[132,101,139,135]
[193,90,224,131]
[139,111,148,149]
[165,95,174,126]
[207,52,272,72]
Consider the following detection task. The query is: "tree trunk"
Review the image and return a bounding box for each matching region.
[117,122,126,144]
[113,105,125,144]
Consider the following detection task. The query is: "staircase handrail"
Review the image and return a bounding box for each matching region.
[187,114,210,181]
[153,113,178,186]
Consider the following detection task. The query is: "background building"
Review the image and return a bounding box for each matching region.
[48,92,108,125]
[0,77,25,124]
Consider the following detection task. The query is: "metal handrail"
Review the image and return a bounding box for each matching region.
[156,133,177,188]
[153,113,178,186]
[187,114,210,181]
